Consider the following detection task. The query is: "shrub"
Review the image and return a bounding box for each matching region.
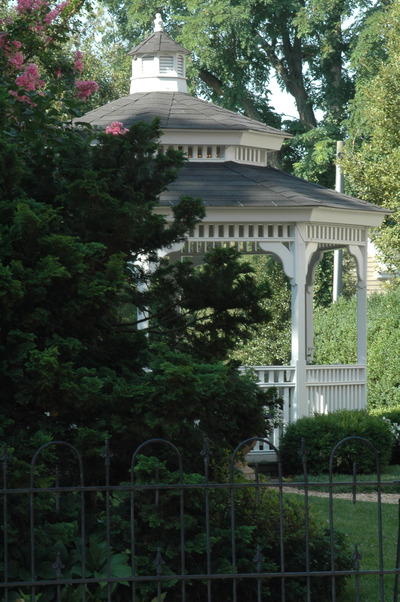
[127,456,350,601]
[279,409,395,475]
[313,287,400,410]
[369,406,400,464]
[2,452,350,601]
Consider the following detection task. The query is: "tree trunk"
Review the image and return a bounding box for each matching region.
[199,69,264,121]
[257,32,317,130]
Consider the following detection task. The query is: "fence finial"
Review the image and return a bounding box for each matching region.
[351,542,362,571]
[102,439,113,464]
[200,438,212,464]
[52,550,65,578]
[153,547,165,576]
[253,545,265,573]
[0,444,9,468]
[298,438,309,463]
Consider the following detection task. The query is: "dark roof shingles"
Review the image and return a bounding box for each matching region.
[159,162,387,213]
[128,31,190,56]
[77,92,287,136]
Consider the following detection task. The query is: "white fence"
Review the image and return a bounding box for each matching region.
[306,364,366,413]
[245,364,367,463]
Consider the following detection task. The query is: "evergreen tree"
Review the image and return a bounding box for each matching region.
[0,1,278,479]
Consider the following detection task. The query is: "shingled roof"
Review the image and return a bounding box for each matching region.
[77,91,287,136]
[128,31,190,56]
[159,162,388,213]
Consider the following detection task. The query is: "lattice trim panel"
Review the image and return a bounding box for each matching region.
[306,224,366,244]
[189,223,294,241]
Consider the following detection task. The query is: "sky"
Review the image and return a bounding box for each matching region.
[269,76,299,121]
[269,75,324,123]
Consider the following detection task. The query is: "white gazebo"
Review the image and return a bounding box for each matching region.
[79,15,388,458]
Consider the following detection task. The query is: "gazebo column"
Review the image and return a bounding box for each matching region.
[290,225,309,420]
[260,232,311,420]
[133,242,184,331]
[349,244,368,406]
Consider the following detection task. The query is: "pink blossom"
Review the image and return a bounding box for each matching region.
[9,89,37,106]
[105,121,129,135]
[55,67,62,78]
[16,0,48,14]
[44,1,68,24]
[15,63,44,92]
[8,51,24,70]
[74,50,83,72]
[74,79,98,100]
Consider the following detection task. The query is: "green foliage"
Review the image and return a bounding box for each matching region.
[313,295,357,364]
[76,2,132,107]
[314,286,400,410]
[284,125,338,188]
[148,247,272,361]
[107,454,349,601]
[341,0,400,276]
[96,0,389,191]
[368,406,400,464]
[366,287,400,409]
[0,448,350,601]
[279,410,395,475]
[230,255,291,366]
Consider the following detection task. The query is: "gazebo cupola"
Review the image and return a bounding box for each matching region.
[128,14,190,94]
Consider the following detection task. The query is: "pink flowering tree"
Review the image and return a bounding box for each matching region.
[105,121,128,135]
[1,0,99,131]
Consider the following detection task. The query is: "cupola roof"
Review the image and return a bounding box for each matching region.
[128,30,190,57]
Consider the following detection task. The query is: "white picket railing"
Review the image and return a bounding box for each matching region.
[245,364,367,463]
[306,364,366,413]
[244,366,295,463]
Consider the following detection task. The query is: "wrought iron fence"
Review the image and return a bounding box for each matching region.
[0,436,399,601]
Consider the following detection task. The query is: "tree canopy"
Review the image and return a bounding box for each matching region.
[340,0,400,277]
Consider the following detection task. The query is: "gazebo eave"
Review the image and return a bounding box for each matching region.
[160,128,285,150]
[154,204,387,229]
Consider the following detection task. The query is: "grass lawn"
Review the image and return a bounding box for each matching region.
[308,496,399,601]
[290,465,400,493]
[282,467,400,601]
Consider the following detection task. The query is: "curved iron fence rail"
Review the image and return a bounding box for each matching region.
[0,436,399,601]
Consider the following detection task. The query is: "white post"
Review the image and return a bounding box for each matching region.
[291,225,308,420]
[357,245,368,407]
[348,243,368,407]
[132,242,185,332]
[305,248,324,365]
[357,245,368,366]
[305,282,314,364]
[333,141,344,302]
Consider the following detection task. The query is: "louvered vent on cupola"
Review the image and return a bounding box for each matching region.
[160,56,174,73]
